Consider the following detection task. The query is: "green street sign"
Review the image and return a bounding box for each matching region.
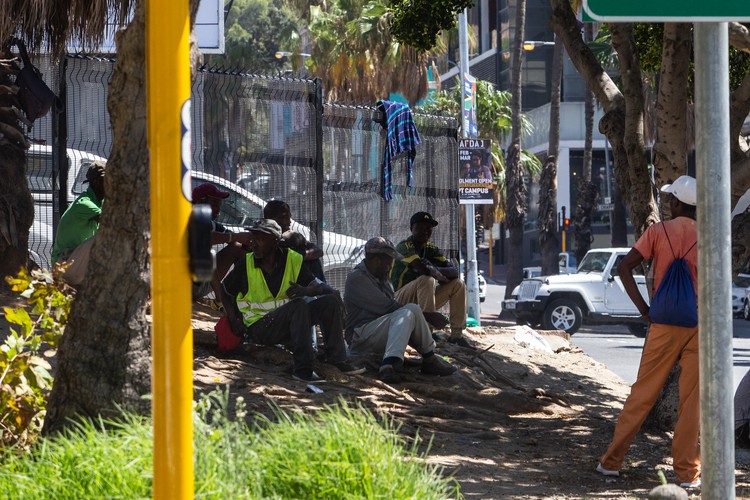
[583,0,750,21]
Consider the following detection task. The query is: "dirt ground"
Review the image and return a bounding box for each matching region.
[3,286,750,498]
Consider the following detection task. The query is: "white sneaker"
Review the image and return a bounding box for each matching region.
[680,478,701,489]
[596,463,620,477]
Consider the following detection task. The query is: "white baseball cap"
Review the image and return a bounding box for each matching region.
[661,175,696,206]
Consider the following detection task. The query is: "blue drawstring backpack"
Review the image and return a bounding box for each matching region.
[649,223,698,327]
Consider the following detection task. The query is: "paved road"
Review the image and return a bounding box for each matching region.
[481,282,750,392]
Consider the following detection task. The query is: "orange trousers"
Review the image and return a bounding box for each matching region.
[600,322,700,484]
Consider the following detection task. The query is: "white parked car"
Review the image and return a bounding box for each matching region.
[26,153,366,288]
[734,273,750,318]
[503,248,649,335]
[523,252,578,279]
[191,171,366,291]
[458,259,486,303]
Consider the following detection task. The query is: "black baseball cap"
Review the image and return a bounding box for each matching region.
[410,211,438,228]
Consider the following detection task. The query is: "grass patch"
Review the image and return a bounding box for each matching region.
[0,389,458,499]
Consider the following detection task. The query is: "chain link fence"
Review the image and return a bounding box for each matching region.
[26,56,459,292]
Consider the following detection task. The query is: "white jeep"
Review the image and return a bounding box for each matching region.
[502,248,650,336]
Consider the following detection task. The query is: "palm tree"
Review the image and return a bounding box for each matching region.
[306,0,434,105]
[504,0,527,299]
[537,37,563,276]
[418,80,541,236]
[572,22,600,263]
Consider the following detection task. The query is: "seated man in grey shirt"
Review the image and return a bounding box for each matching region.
[343,237,457,384]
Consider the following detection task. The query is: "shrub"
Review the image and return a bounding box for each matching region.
[1,268,73,449]
[0,388,459,499]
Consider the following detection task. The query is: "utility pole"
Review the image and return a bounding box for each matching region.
[459,11,481,325]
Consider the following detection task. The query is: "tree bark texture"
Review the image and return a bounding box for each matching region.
[44,4,153,434]
[0,42,35,280]
[730,71,750,161]
[733,210,750,276]
[538,37,563,276]
[505,142,527,298]
[504,0,527,299]
[573,180,599,264]
[538,156,559,275]
[653,24,691,187]
[572,22,597,262]
[609,24,659,238]
[611,186,629,247]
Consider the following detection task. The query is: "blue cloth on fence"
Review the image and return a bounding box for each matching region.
[377,100,421,201]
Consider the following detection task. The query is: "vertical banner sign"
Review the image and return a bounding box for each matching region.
[458,138,493,204]
[462,74,478,138]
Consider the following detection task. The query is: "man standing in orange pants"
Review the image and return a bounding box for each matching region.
[596,175,701,489]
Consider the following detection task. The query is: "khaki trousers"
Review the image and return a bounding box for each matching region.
[394,275,467,334]
[58,235,96,286]
[600,322,700,484]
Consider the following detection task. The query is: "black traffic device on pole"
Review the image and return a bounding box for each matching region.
[188,204,215,283]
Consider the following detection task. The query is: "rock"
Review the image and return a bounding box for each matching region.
[647,483,688,500]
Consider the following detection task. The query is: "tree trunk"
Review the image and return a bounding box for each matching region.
[653,24,692,187]
[572,23,598,264]
[44,0,203,434]
[573,180,598,264]
[0,42,35,281]
[504,0,527,299]
[609,23,659,238]
[611,186,628,247]
[538,37,562,276]
[43,3,153,434]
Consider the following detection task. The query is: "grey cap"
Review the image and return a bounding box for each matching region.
[247,218,283,239]
[365,236,403,260]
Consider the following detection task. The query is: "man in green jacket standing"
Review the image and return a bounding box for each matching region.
[51,160,106,285]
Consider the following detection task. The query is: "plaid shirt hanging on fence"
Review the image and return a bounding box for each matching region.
[377,100,421,201]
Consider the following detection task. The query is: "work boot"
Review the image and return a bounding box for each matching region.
[420,355,457,376]
[378,364,402,384]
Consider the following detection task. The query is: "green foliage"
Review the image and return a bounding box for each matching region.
[417,80,541,178]
[207,0,303,72]
[598,23,750,93]
[389,0,475,52]
[0,388,458,499]
[1,268,73,449]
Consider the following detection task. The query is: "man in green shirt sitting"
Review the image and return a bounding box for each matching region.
[390,212,470,348]
[51,160,106,285]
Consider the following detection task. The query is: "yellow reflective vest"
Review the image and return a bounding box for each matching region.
[236,250,303,327]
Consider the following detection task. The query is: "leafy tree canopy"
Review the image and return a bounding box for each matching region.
[208,0,302,72]
[388,0,474,52]
[600,23,750,92]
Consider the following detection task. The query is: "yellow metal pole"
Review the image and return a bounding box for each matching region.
[146,0,193,498]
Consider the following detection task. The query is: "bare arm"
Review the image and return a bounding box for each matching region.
[304,241,324,261]
[617,248,650,322]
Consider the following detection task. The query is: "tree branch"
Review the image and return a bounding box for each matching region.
[610,23,659,235]
[730,22,750,54]
[549,0,623,112]
[730,70,750,159]
[653,23,692,187]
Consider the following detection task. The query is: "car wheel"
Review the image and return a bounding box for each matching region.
[542,298,582,334]
[744,300,750,321]
[480,296,486,303]
[627,323,648,338]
